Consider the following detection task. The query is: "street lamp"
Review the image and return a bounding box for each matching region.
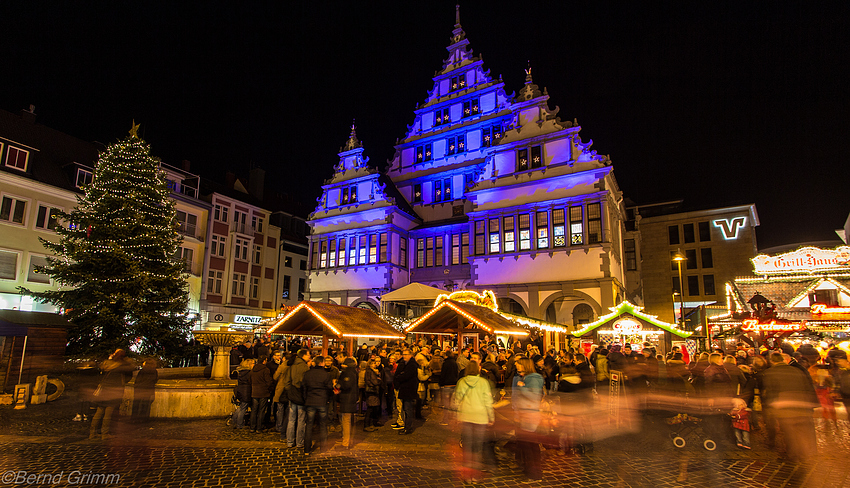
[672,249,687,328]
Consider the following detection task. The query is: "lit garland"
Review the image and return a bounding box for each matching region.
[571,301,692,338]
[784,278,850,309]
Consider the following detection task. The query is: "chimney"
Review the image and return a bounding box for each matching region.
[248,167,265,201]
[181,160,191,172]
[225,171,236,189]
[20,105,36,123]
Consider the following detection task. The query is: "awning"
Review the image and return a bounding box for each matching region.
[405,300,528,336]
[0,310,72,336]
[267,301,404,340]
[380,283,445,302]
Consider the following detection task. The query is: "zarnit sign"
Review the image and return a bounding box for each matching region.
[752,246,850,275]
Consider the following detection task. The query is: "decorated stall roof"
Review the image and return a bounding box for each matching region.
[267,301,404,340]
[571,301,692,338]
[405,299,528,336]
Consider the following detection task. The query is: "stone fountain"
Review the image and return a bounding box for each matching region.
[125,329,253,418]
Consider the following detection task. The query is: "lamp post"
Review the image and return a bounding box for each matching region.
[672,249,687,328]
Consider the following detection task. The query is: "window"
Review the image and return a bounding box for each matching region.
[337,239,346,267]
[434,178,452,202]
[683,223,695,243]
[319,240,328,268]
[234,237,249,261]
[624,239,637,271]
[399,235,407,268]
[685,249,697,270]
[35,205,60,231]
[553,209,566,247]
[358,235,367,264]
[416,143,432,162]
[450,74,466,91]
[519,214,531,250]
[698,221,711,242]
[207,270,223,294]
[462,98,479,118]
[379,233,388,263]
[435,236,443,267]
[700,248,713,268]
[233,210,247,233]
[341,187,349,204]
[434,108,450,126]
[569,206,583,245]
[175,247,194,273]
[416,239,425,268]
[671,276,681,295]
[348,236,357,266]
[282,275,291,299]
[250,277,260,300]
[413,184,422,203]
[481,123,503,148]
[530,145,543,169]
[175,210,197,238]
[27,255,50,284]
[668,225,679,245]
[425,237,434,267]
[587,203,602,244]
[517,148,529,171]
[211,235,226,257]
[369,234,378,264]
[461,232,469,264]
[474,220,486,255]
[433,180,442,202]
[687,275,699,296]
[5,146,29,171]
[284,256,292,268]
[214,204,228,223]
[503,216,515,252]
[536,211,549,249]
[810,289,839,306]
[328,239,336,267]
[670,250,680,271]
[489,218,500,253]
[75,169,93,188]
[446,134,466,156]
[299,259,306,271]
[0,249,18,280]
[253,244,262,265]
[251,216,264,233]
[349,185,357,203]
[232,273,247,297]
[298,278,306,298]
[0,196,27,225]
[452,234,461,265]
[703,275,716,296]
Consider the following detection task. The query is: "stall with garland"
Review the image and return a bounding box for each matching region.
[708,246,850,352]
[571,301,693,357]
[267,301,404,356]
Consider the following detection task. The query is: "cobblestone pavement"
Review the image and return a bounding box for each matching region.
[2,393,850,488]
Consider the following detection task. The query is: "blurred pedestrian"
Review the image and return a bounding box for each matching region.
[454,362,495,482]
[338,358,359,449]
[512,357,544,481]
[302,356,334,455]
[131,359,158,421]
[89,349,134,440]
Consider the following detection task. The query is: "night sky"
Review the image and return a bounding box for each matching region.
[3,1,848,250]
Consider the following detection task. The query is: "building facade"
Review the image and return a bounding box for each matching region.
[634,202,759,323]
[306,13,628,333]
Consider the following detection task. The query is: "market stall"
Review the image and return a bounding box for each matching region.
[267,301,404,356]
[571,301,692,356]
[404,299,528,351]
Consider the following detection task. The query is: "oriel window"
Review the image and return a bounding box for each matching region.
[489,218,500,254]
[348,236,357,266]
[570,206,584,245]
[552,208,566,247]
[504,216,515,252]
[536,211,549,249]
[519,214,531,250]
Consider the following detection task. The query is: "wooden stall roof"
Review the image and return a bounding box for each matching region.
[571,301,692,338]
[267,301,404,339]
[405,300,528,336]
[0,310,72,336]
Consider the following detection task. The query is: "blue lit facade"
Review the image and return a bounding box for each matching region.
[307,12,628,333]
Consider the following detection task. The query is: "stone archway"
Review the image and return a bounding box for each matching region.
[572,303,595,326]
[498,296,528,316]
[351,298,379,312]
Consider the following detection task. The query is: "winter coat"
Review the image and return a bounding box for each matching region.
[96,358,134,405]
[133,366,158,401]
[302,366,334,407]
[440,357,459,387]
[731,408,750,431]
[272,363,289,403]
[704,363,733,399]
[607,351,627,373]
[235,366,252,403]
[512,372,544,432]
[338,367,359,413]
[595,356,610,382]
[365,367,382,394]
[250,362,274,399]
[453,375,495,425]
[762,363,819,418]
[724,363,747,397]
[394,357,420,401]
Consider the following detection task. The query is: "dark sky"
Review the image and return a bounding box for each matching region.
[3,1,848,249]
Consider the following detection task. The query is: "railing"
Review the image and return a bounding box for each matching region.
[178,222,198,240]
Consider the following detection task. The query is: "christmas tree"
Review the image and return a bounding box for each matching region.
[22,123,193,360]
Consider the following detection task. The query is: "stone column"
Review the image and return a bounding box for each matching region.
[193,331,253,380]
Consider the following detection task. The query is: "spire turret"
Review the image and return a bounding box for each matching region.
[517,61,543,101]
[342,119,362,152]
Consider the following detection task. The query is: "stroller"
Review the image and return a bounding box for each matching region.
[226,390,251,427]
[666,413,716,450]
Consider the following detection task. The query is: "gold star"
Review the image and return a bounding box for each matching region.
[129,120,141,138]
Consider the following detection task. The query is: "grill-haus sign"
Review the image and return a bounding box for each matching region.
[752,246,850,275]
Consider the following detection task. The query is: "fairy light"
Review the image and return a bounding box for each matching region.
[571,300,692,338]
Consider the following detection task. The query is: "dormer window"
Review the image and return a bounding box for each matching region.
[4,146,29,171]
[481,123,503,148]
[75,168,93,189]
[434,108,450,126]
[341,185,357,205]
[446,133,466,156]
[462,98,479,118]
[450,74,466,92]
[517,145,543,171]
[416,144,432,162]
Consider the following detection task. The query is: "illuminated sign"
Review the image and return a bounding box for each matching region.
[713,217,747,240]
[229,323,253,331]
[234,315,263,325]
[752,246,850,275]
[435,290,498,311]
[612,318,643,333]
[811,304,850,315]
[741,319,804,332]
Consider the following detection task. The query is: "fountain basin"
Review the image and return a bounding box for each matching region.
[122,377,236,418]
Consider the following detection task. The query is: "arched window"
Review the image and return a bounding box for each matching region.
[572,303,594,325]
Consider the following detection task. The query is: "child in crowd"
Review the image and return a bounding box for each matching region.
[730,398,751,449]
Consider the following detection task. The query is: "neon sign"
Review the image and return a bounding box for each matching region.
[435,290,498,311]
[612,318,642,333]
[752,246,850,275]
[713,217,746,240]
[811,304,850,315]
[741,319,803,332]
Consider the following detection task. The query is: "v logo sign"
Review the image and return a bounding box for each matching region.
[713,217,746,240]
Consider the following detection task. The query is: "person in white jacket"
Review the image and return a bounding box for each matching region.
[453,362,495,482]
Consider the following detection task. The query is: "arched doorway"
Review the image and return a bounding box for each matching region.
[572,303,595,326]
[498,297,526,316]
